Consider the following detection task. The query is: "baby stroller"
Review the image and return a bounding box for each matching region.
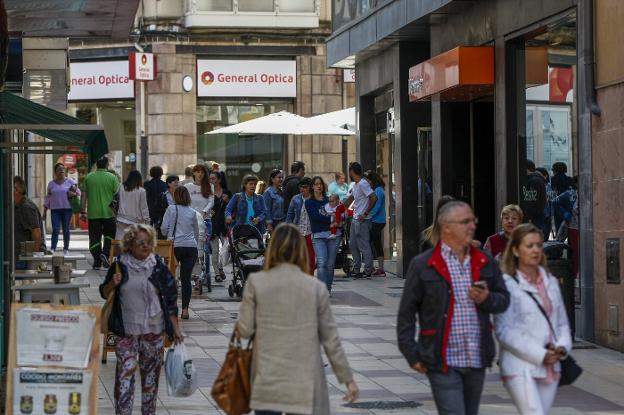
[227,224,265,298]
[334,210,355,277]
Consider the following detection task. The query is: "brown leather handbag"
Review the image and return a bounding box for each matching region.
[211,331,254,415]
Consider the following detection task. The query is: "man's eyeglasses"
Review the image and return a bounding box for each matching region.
[447,217,479,226]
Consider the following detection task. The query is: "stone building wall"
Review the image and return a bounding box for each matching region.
[141,43,197,176]
[141,43,355,180]
[291,45,356,184]
[592,82,624,351]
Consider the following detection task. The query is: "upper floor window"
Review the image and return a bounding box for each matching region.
[196,0,233,12]
[333,0,390,32]
[186,0,319,28]
[191,0,316,13]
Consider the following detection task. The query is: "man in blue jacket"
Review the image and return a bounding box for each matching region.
[397,201,509,415]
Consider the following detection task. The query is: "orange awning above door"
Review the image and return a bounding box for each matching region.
[408,47,494,102]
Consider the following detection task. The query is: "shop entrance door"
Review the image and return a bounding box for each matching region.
[374,111,396,258]
[441,101,496,242]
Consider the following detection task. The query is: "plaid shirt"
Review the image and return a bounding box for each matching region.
[441,243,482,368]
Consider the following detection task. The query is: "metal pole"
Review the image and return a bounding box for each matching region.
[140,80,147,177]
[341,136,348,178]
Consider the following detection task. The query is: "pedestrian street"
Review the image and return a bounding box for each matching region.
[58,239,624,415]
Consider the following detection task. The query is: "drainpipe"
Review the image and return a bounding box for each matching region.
[582,0,601,116]
[577,0,598,342]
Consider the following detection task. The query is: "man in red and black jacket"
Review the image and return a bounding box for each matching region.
[397,201,509,415]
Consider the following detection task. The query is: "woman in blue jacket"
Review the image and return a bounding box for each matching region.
[305,176,341,292]
[364,171,387,277]
[263,169,285,234]
[225,175,268,234]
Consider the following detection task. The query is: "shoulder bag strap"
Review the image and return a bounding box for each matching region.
[512,274,558,342]
[171,206,178,240]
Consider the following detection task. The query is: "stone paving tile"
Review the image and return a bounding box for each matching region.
[57,246,624,414]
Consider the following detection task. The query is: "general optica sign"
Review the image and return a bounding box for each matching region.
[197,60,296,97]
[68,61,135,101]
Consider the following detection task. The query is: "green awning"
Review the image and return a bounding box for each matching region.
[0,91,108,165]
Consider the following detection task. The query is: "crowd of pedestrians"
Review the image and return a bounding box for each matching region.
[11,155,581,415]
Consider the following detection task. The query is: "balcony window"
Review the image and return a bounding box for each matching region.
[280,0,315,12]
[187,0,319,28]
[238,0,274,12]
[195,0,233,12]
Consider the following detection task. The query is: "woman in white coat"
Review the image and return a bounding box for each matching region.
[495,223,572,415]
[115,170,150,239]
[237,223,358,414]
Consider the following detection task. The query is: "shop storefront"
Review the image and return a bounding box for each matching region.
[67,59,136,178]
[327,0,599,341]
[195,59,296,191]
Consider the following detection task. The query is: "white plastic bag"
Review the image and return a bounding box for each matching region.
[220,239,231,266]
[165,343,198,397]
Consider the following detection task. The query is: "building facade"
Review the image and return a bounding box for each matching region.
[66,0,355,191]
[326,0,624,351]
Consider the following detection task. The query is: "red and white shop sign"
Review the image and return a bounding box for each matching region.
[68,61,134,101]
[197,59,296,97]
[129,52,157,81]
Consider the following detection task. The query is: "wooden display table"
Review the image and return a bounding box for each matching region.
[14,282,90,305]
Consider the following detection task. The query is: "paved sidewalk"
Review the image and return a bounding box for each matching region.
[57,235,624,414]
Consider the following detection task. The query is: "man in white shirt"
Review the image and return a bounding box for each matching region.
[343,162,377,278]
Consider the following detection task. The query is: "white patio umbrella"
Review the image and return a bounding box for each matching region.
[205,111,355,136]
[309,107,356,132]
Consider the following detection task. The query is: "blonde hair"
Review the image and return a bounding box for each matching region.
[264,223,309,274]
[121,224,157,254]
[422,195,455,247]
[500,223,548,275]
[501,204,524,221]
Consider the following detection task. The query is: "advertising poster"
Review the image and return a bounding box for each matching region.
[16,308,96,369]
[12,369,92,415]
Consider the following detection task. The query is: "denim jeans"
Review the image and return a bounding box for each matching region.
[50,208,73,251]
[426,367,486,415]
[312,233,341,291]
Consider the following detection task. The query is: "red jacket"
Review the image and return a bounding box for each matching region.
[397,243,510,372]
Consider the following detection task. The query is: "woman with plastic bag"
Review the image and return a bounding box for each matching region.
[99,224,183,415]
[209,171,231,282]
[236,223,359,414]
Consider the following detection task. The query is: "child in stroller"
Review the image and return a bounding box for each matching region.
[227,224,265,297]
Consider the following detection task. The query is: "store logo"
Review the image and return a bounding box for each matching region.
[408,77,424,95]
[141,54,147,65]
[201,71,215,86]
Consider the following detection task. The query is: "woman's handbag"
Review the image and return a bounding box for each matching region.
[513,275,583,386]
[100,261,121,334]
[100,288,115,334]
[211,331,253,415]
[68,184,81,214]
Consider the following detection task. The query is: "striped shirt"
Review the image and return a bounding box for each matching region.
[441,243,482,368]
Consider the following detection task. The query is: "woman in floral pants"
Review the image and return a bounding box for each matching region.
[100,224,183,414]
